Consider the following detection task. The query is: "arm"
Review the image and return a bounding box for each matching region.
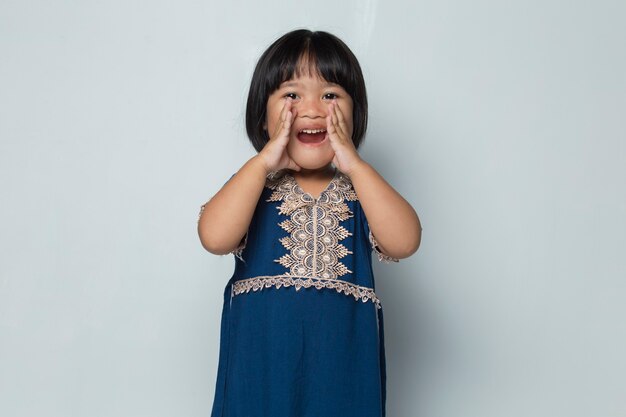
[349,161,422,259]
[198,99,300,254]
[197,156,268,254]
[326,101,422,259]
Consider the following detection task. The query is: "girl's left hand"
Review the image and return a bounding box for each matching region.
[326,100,363,176]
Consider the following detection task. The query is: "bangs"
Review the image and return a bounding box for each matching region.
[268,37,358,93]
[286,48,324,81]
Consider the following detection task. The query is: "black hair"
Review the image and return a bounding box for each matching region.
[245,29,368,152]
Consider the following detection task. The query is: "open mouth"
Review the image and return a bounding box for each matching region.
[297,128,327,145]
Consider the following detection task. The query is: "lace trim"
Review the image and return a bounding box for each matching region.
[369,231,399,263]
[197,203,207,224]
[266,171,357,279]
[232,275,381,309]
[232,233,247,261]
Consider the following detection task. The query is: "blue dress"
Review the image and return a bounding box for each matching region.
[201,170,397,417]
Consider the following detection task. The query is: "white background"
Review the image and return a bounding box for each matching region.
[1,1,625,416]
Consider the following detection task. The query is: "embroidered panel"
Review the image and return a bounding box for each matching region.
[266,171,357,279]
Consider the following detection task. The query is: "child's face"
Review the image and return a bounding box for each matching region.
[265,74,354,170]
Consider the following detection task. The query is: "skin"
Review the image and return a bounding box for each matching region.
[198,74,422,259]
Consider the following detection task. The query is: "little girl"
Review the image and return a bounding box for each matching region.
[198,29,421,417]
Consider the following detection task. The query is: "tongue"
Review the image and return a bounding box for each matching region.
[297,132,326,144]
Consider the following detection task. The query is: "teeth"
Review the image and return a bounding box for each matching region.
[300,129,326,134]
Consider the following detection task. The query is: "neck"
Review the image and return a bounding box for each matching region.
[292,164,335,179]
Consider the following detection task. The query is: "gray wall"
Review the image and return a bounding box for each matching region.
[1,1,624,416]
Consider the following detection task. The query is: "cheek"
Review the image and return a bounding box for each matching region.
[265,107,280,132]
[265,97,285,130]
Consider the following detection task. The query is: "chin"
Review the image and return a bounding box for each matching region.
[295,159,334,170]
[292,154,335,169]
[288,148,334,171]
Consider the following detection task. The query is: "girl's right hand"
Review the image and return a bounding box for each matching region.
[257,99,300,173]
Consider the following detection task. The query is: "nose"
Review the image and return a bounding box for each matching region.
[293,97,326,119]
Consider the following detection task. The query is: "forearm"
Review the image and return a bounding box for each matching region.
[348,161,422,258]
[197,156,268,254]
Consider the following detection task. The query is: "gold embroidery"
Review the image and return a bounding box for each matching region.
[232,275,381,309]
[267,171,356,279]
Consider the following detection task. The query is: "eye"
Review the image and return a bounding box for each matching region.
[284,92,298,100]
[323,93,338,100]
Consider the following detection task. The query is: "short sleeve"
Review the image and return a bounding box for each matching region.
[358,204,399,263]
[368,230,400,263]
[197,173,248,260]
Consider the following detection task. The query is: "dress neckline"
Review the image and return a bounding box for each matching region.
[286,169,339,202]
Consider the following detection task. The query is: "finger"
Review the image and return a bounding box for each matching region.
[326,113,336,138]
[329,102,346,140]
[330,102,338,127]
[272,99,293,140]
[280,106,297,141]
[290,106,298,126]
[330,102,342,136]
[281,98,292,121]
[333,100,349,136]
